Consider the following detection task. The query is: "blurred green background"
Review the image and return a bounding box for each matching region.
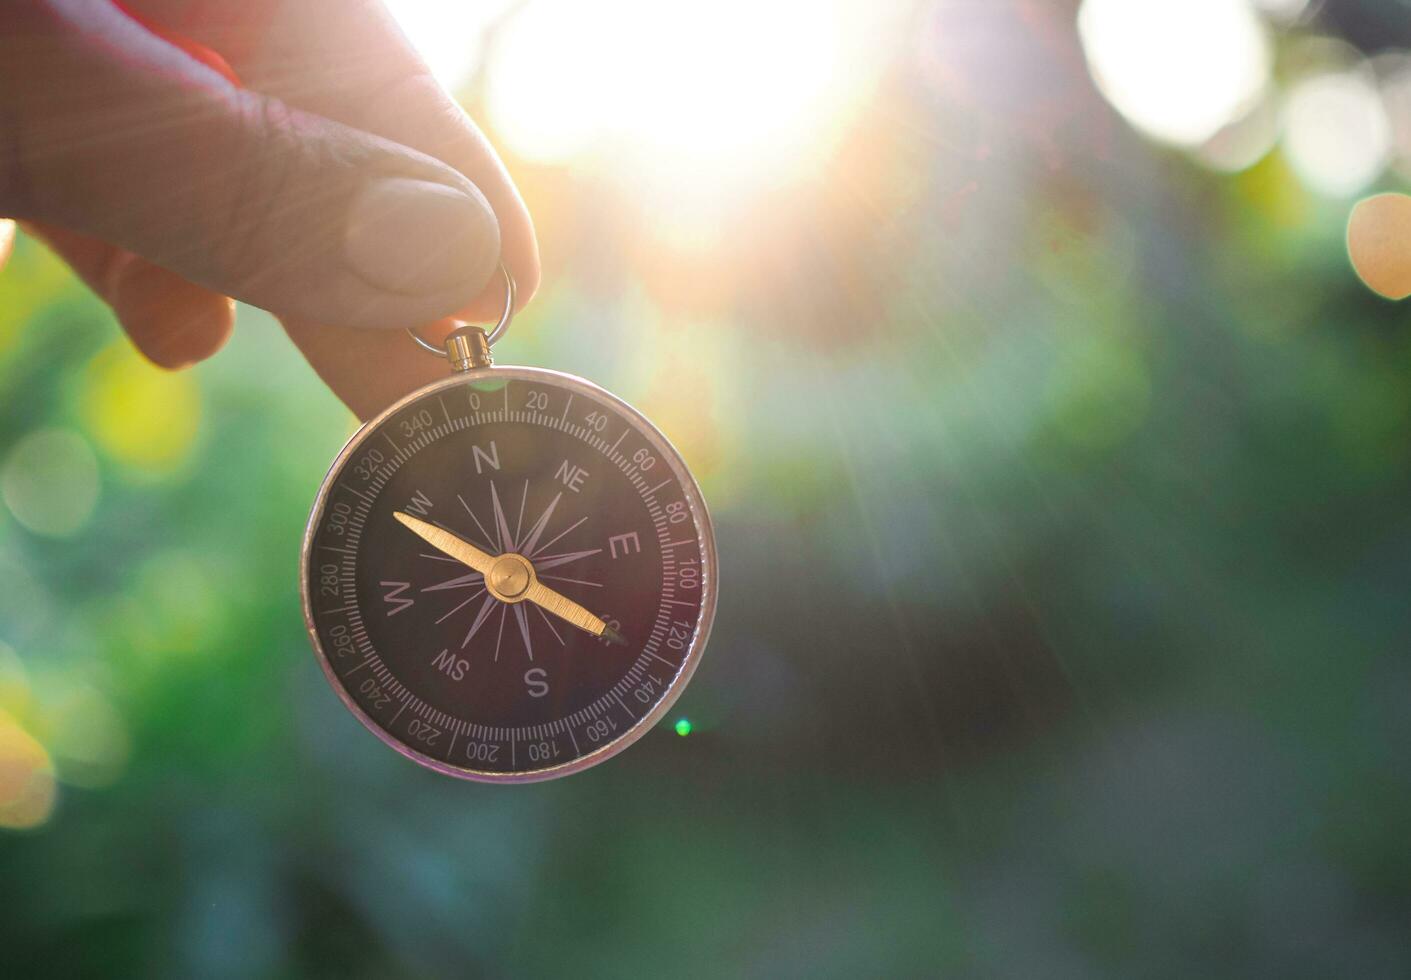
[3,0,1411,975]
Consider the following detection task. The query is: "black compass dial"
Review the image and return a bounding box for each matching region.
[303,368,715,781]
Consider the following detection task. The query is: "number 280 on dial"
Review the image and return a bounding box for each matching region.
[301,367,717,782]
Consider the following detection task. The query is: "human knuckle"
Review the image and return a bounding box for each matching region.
[205,93,313,286]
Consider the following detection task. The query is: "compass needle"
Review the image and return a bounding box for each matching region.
[522,578,608,638]
[394,512,496,574]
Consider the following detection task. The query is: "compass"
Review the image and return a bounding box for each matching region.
[300,273,716,782]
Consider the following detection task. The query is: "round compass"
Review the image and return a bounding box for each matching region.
[301,366,717,782]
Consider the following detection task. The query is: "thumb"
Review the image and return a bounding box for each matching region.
[0,1,499,330]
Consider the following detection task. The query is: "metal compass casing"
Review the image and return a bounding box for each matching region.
[299,272,717,781]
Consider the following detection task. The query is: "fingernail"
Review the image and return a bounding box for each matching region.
[343,177,500,295]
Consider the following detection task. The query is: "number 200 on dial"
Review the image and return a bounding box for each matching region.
[301,367,717,781]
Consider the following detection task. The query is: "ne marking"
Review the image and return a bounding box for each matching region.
[645,478,672,496]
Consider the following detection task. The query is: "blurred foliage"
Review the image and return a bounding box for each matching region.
[3,1,1411,977]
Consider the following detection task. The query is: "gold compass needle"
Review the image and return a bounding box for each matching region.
[522,579,610,640]
[394,512,494,574]
[397,511,621,644]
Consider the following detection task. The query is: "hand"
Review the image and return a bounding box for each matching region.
[393,512,623,643]
[0,0,539,419]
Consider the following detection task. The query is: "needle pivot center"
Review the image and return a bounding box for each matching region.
[487,553,533,601]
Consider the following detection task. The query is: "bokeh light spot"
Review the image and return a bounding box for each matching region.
[1079,0,1270,147]
[1282,71,1390,198]
[80,342,201,476]
[0,643,29,718]
[0,710,56,830]
[486,0,886,245]
[36,684,130,789]
[485,0,604,165]
[0,428,100,538]
[1347,193,1411,300]
[1198,95,1279,173]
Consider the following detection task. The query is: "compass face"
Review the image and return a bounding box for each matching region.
[301,367,716,781]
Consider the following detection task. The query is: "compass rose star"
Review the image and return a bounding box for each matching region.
[517,491,562,555]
